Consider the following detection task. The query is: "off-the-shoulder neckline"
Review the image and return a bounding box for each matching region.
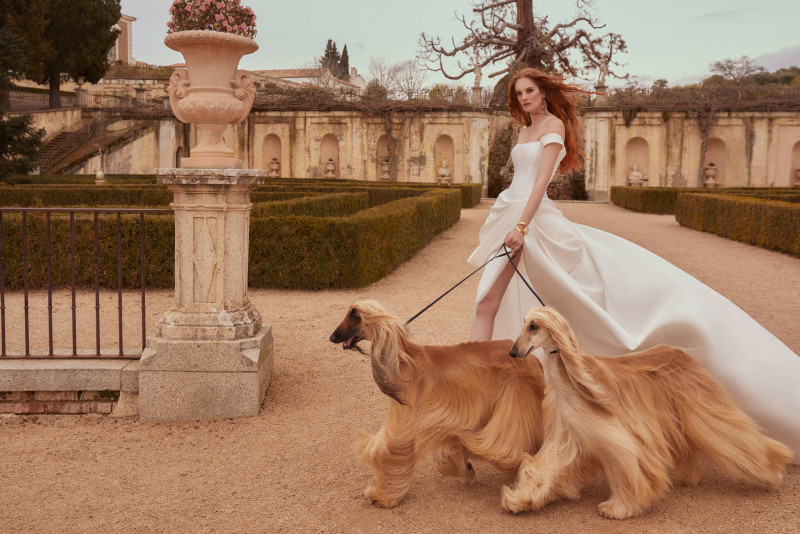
[515,133,564,146]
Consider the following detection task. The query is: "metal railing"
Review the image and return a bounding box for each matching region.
[0,207,172,359]
[7,91,78,112]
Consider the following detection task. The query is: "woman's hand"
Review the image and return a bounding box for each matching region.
[504,227,525,255]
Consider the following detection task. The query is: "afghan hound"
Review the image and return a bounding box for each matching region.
[329,300,546,508]
[501,306,792,520]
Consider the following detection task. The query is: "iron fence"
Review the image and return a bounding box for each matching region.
[7,91,77,112]
[0,207,172,359]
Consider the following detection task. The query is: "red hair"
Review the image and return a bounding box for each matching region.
[508,68,592,173]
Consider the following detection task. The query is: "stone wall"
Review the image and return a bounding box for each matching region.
[581,110,800,200]
[68,121,186,175]
[81,110,510,194]
[193,110,510,189]
[7,107,84,142]
[0,391,117,414]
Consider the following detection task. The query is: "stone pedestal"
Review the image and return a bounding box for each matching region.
[139,168,272,421]
[75,87,87,107]
[471,86,482,106]
[594,84,608,106]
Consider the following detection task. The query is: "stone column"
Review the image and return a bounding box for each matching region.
[139,168,273,421]
[135,85,147,106]
[75,87,87,107]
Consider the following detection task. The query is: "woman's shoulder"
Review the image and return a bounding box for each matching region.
[541,115,565,137]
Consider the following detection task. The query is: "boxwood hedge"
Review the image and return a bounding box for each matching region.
[1,186,463,289]
[675,193,800,258]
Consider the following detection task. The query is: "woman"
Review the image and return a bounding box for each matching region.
[468,68,800,460]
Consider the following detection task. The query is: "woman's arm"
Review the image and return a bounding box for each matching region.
[503,124,565,252]
[517,142,561,226]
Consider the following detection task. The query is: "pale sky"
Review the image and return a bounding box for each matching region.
[122,0,800,88]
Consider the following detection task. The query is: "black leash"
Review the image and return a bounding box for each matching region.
[500,244,546,308]
[404,244,545,326]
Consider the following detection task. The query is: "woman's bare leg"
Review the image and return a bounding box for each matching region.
[469,254,520,341]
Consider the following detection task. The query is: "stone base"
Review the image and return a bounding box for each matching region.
[179,156,242,169]
[138,324,273,421]
[587,190,610,202]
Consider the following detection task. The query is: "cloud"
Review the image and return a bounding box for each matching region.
[753,44,800,71]
[692,7,759,21]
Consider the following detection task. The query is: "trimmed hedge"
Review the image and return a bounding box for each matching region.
[0,213,174,290]
[612,186,800,214]
[0,186,174,207]
[2,174,158,185]
[675,193,800,258]
[252,193,369,217]
[6,175,484,207]
[610,186,707,214]
[249,189,462,288]
[1,189,462,290]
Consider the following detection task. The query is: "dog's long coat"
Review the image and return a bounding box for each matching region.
[501,307,792,519]
[330,301,545,508]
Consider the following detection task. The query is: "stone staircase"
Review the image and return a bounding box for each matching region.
[39,127,93,173]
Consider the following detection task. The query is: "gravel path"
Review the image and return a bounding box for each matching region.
[1,200,797,533]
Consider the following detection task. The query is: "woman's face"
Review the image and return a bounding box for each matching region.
[515,76,543,115]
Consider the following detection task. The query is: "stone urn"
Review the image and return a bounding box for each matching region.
[324,158,337,178]
[165,30,258,168]
[380,158,391,180]
[704,163,718,188]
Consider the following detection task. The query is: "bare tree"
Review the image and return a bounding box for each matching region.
[368,57,398,95]
[709,56,765,85]
[418,0,628,83]
[390,60,428,100]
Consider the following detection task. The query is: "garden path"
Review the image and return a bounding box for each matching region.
[1,200,797,532]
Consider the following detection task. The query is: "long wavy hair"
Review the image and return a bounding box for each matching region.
[508,68,591,173]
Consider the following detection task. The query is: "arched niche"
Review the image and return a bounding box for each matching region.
[320,133,340,178]
[176,146,184,168]
[705,138,728,186]
[263,134,282,176]
[433,134,455,183]
[791,140,800,186]
[624,137,648,186]
[376,135,398,180]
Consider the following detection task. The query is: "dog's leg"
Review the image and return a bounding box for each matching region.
[672,448,705,487]
[594,422,670,520]
[460,375,544,474]
[501,435,575,514]
[356,427,418,508]
[432,438,476,485]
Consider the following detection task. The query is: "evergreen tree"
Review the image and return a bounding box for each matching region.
[0,27,27,110]
[4,0,121,108]
[0,27,44,179]
[0,114,45,179]
[364,79,388,100]
[320,38,342,78]
[338,45,350,81]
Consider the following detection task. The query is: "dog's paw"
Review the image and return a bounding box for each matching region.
[501,485,529,514]
[458,461,477,485]
[597,499,637,520]
[364,486,401,508]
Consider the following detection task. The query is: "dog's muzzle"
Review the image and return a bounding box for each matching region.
[330,329,361,350]
[509,345,527,359]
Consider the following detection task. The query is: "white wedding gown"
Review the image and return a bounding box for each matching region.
[468,133,800,461]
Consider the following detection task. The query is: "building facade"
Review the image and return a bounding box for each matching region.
[581,109,800,200]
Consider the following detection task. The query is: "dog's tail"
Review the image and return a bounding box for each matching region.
[677,368,792,487]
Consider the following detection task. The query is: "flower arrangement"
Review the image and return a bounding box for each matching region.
[167,0,257,38]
